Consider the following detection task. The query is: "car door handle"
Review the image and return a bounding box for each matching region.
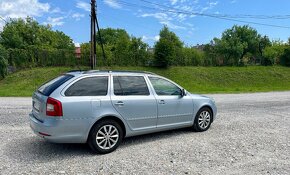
[115,101,124,106]
[158,100,165,104]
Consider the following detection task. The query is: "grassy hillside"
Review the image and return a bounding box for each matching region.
[0,66,290,96]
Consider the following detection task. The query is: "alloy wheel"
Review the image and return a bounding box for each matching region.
[96,125,119,150]
[198,111,211,129]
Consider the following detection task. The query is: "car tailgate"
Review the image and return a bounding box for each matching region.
[32,91,48,122]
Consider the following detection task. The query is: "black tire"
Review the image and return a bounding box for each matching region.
[88,119,123,154]
[193,107,213,132]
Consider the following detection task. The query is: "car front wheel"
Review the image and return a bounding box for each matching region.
[193,107,212,132]
[88,120,123,154]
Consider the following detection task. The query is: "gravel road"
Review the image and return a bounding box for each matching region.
[0,92,289,175]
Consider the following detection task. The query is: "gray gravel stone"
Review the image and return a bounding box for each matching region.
[0,92,289,174]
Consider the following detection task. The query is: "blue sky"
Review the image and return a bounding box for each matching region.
[0,0,290,46]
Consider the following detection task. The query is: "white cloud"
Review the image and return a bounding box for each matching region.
[76,1,90,12]
[170,0,178,5]
[0,0,50,30]
[104,0,121,9]
[177,14,187,21]
[72,13,85,21]
[74,42,80,47]
[50,7,62,14]
[141,13,172,21]
[44,16,65,27]
[160,21,186,30]
[201,1,219,13]
[141,12,185,30]
[137,0,218,31]
[0,0,50,18]
[230,0,237,4]
[155,35,160,41]
[142,35,160,42]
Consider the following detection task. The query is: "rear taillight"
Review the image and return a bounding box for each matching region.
[46,97,63,116]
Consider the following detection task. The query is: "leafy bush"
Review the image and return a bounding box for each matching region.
[280,48,290,67]
[0,45,8,78]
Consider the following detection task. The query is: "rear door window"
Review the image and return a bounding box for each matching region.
[113,76,149,96]
[65,76,108,96]
[38,74,74,96]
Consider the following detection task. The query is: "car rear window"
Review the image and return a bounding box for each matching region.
[38,74,74,96]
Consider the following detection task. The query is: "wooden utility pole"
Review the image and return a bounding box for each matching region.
[90,0,96,69]
[90,0,106,69]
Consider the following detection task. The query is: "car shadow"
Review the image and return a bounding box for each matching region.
[4,127,194,162]
[120,127,193,148]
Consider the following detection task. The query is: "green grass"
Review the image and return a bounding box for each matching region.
[0,66,290,96]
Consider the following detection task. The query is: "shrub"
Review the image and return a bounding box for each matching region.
[0,45,8,78]
[280,48,290,67]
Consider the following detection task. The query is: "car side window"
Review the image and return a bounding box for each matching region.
[113,76,150,96]
[65,76,108,96]
[149,77,181,96]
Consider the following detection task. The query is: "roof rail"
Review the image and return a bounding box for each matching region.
[82,70,156,75]
[67,70,85,73]
[108,70,156,75]
[82,70,101,74]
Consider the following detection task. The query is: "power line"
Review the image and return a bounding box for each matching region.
[138,0,290,28]
[139,0,290,20]
[112,0,290,29]
[0,16,7,23]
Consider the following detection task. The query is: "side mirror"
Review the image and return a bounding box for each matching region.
[180,89,186,97]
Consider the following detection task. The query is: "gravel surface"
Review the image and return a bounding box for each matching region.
[0,92,289,175]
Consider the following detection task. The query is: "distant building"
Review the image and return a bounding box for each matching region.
[74,43,81,58]
[192,44,206,51]
[147,47,154,53]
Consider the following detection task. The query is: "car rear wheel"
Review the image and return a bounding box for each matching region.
[88,120,123,154]
[193,107,212,132]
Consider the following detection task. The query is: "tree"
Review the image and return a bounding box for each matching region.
[263,41,287,65]
[0,17,75,67]
[154,26,183,67]
[96,28,130,45]
[203,43,220,66]
[0,44,8,78]
[280,48,290,67]
[129,37,150,66]
[80,28,151,66]
[181,47,204,66]
[0,17,74,50]
[258,36,271,57]
[95,28,130,65]
[214,25,261,66]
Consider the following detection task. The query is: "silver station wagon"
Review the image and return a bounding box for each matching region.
[30,70,217,154]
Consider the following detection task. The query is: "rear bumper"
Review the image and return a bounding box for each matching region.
[29,113,91,143]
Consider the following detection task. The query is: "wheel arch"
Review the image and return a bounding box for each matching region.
[87,115,127,142]
[199,105,214,123]
[193,104,214,123]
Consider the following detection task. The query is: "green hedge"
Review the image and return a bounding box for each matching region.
[7,48,79,68]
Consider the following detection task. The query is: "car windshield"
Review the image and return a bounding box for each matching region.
[38,74,74,96]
